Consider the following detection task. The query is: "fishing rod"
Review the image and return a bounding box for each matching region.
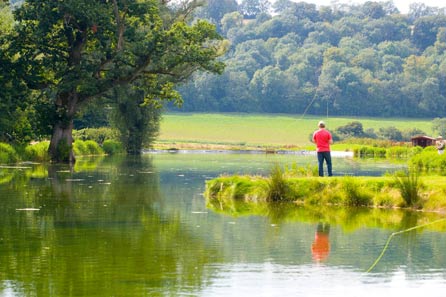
[365,217,446,273]
[301,89,330,120]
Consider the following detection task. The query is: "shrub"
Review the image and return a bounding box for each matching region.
[73,140,88,156]
[102,140,124,155]
[85,140,104,155]
[335,121,365,138]
[378,126,403,141]
[73,140,104,156]
[73,127,119,144]
[24,141,50,162]
[0,143,19,164]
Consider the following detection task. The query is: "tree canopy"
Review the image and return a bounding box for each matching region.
[176,1,446,118]
[2,0,226,161]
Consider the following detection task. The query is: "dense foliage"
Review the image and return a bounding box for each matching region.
[0,0,226,162]
[177,0,446,117]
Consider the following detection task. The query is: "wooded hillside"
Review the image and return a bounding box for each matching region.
[176,0,446,118]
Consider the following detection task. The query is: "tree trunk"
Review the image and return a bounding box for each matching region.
[48,120,76,163]
[48,92,79,163]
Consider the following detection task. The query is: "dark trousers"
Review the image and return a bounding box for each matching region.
[317,151,332,177]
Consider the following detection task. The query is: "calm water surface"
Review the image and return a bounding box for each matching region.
[0,153,445,296]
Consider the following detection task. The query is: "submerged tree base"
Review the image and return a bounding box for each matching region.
[204,175,446,212]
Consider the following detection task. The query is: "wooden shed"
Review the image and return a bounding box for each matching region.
[411,135,436,148]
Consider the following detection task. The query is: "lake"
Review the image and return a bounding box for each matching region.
[0,152,445,296]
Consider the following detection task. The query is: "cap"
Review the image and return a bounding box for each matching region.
[318,121,325,127]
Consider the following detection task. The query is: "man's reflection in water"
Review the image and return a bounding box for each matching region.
[311,223,330,262]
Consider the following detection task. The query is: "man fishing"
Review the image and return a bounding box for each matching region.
[312,121,333,177]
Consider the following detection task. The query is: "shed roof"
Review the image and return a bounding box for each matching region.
[411,135,436,140]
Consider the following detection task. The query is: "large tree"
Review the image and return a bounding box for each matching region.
[0,1,33,143]
[11,0,225,162]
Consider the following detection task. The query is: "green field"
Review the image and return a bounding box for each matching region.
[157,113,434,149]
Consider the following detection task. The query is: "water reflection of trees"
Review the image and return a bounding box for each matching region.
[207,198,446,273]
[0,156,222,296]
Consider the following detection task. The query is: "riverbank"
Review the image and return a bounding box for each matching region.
[204,174,446,213]
[152,140,308,152]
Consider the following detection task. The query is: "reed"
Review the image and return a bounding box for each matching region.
[393,169,422,207]
[204,171,445,210]
[266,164,288,202]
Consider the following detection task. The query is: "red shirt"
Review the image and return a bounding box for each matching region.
[311,232,330,262]
[313,129,332,152]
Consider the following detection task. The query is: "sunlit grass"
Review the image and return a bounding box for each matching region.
[205,170,446,212]
[159,113,434,148]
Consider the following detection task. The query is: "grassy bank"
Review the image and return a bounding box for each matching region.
[157,113,433,149]
[0,140,122,164]
[204,173,446,212]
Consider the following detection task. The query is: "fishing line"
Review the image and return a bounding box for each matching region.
[301,92,318,119]
[365,217,446,273]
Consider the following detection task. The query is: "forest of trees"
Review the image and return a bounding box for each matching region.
[174,0,446,118]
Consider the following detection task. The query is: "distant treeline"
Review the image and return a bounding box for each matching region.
[174,0,446,118]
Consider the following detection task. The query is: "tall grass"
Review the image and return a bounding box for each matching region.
[24,141,50,162]
[393,169,422,207]
[353,145,423,159]
[266,164,288,202]
[408,146,446,175]
[342,177,373,206]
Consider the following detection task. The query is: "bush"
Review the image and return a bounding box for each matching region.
[102,140,124,155]
[335,121,365,138]
[24,141,50,162]
[73,140,104,156]
[73,127,119,144]
[85,140,104,155]
[73,140,87,156]
[378,126,403,141]
[0,143,19,164]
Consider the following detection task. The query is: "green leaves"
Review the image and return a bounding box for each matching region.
[2,0,225,158]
